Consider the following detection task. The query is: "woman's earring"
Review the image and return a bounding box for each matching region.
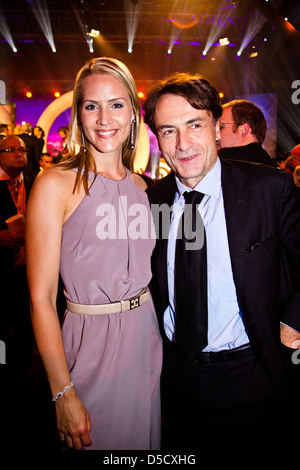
[80,126,87,153]
[130,119,136,150]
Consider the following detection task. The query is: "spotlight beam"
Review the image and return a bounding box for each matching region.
[0,6,17,52]
[125,0,142,53]
[168,22,182,55]
[237,8,266,56]
[202,0,235,56]
[29,0,56,52]
[73,7,94,53]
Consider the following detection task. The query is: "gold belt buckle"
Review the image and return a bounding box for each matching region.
[129,295,140,310]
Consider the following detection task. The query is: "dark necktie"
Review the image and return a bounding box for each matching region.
[8,179,19,205]
[174,190,208,358]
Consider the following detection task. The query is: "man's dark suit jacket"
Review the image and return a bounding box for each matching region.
[0,177,31,269]
[18,133,41,185]
[146,158,300,400]
[218,142,278,167]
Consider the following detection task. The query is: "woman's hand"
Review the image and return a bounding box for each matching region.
[55,389,92,450]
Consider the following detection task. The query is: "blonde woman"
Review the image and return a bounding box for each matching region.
[26,57,162,450]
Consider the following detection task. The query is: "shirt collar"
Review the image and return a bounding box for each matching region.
[175,157,221,200]
[0,167,23,183]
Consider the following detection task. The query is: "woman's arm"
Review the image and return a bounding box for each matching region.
[25,169,92,449]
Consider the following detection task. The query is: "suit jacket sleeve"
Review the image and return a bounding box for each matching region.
[280,176,300,331]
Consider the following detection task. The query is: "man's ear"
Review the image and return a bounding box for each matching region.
[238,122,251,140]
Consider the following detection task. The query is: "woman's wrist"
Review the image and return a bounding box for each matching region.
[52,381,74,402]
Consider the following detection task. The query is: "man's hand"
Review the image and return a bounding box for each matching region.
[280,323,300,349]
[0,229,25,249]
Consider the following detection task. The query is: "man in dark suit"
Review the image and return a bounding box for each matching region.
[18,122,41,185]
[0,135,32,378]
[143,73,300,452]
[218,99,277,167]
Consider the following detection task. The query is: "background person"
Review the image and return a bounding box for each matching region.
[0,135,33,378]
[39,152,53,170]
[218,99,277,167]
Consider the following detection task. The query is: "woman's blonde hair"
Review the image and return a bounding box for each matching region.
[58,57,141,194]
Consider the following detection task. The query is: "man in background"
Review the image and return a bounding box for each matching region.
[0,135,32,379]
[18,122,41,185]
[39,152,53,170]
[218,99,277,167]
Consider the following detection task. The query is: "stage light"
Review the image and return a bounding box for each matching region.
[219,37,230,46]
[237,9,266,57]
[125,0,141,58]
[85,36,94,53]
[202,1,233,56]
[167,48,172,54]
[26,92,32,98]
[54,92,60,98]
[219,92,224,98]
[249,51,258,58]
[138,92,145,99]
[0,5,18,53]
[88,29,100,38]
[29,0,56,53]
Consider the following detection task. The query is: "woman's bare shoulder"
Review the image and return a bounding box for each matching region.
[31,167,75,194]
[131,172,148,191]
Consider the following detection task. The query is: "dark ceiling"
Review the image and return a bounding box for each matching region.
[1,0,300,151]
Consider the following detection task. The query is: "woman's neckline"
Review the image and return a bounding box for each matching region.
[93,167,129,182]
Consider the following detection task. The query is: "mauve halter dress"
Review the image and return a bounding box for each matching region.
[60,168,162,450]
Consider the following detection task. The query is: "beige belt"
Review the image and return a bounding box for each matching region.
[66,288,149,315]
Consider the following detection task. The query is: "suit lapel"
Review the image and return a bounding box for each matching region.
[220,159,251,293]
[150,173,177,308]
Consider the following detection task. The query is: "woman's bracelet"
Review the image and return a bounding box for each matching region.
[52,381,74,402]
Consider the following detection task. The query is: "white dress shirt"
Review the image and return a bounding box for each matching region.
[164,157,250,351]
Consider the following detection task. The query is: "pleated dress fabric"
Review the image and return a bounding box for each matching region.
[60,168,162,450]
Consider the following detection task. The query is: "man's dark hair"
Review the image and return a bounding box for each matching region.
[223,100,266,144]
[143,72,223,135]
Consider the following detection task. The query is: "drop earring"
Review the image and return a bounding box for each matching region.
[130,119,136,150]
[80,126,87,153]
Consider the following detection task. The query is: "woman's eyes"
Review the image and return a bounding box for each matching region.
[85,104,97,110]
[84,102,124,110]
[112,103,124,109]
